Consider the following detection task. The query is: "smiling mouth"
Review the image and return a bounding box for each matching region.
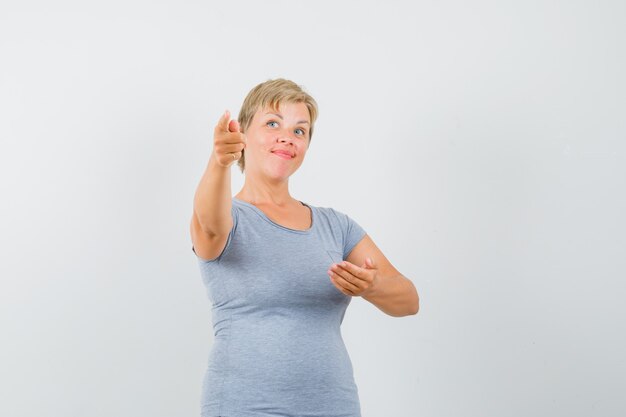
[272,151,293,159]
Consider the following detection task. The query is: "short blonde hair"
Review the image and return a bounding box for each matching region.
[236,78,318,173]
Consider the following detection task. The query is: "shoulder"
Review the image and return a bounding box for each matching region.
[320,204,356,222]
[310,203,363,234]
[308,203,342,226]
[308,201,343,219]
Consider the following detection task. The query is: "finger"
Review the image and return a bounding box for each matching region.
[330,275,355,296]
[228,150,242,160]
[222,142,245,153]
[228,119,240,133]
[216,110,231,132]
[334,264,373,292]
[329,268,360,291]
[336,277,358,295]
[337,261,365,279]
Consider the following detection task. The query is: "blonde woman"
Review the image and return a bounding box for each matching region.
[190,78,419,417]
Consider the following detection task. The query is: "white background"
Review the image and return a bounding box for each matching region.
[1,1,625,416]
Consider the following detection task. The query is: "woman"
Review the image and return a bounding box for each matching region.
[190,78,419,417]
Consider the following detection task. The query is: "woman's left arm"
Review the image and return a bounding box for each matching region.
[328,234,419,317]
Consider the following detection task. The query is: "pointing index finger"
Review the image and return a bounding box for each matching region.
[216,110,230,132]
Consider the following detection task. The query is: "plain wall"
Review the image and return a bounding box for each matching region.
[1,1,625,416]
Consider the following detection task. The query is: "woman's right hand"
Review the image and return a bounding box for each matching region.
[211,110,247,168]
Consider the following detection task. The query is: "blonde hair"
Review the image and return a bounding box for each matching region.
[236,78,318,173]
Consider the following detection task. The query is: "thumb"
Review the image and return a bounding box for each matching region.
[216,109,231,132]
[228,119,240,133]
[365,257,375,268]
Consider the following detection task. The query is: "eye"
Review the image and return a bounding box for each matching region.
[267,121,278,128]
[295,128,306,136]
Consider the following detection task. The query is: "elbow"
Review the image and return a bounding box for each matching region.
[404,302,419,316]
[410,292,420,315]
[393,299,419,318]
[395,304,418,318]
[407,279,419,315]
[411,303,419,315]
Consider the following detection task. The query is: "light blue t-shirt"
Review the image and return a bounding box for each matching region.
[193,197,367,417]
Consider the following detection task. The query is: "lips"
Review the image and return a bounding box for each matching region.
[272,150,293,159]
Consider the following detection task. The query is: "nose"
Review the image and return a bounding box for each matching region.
[277,130,296,143]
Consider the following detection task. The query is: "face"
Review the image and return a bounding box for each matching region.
[243,101,311,180]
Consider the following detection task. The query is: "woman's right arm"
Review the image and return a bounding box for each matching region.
[190,110,246,260]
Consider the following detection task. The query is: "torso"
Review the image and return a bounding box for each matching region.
[234,196,312,231]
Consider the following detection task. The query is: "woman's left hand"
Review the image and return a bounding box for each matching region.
[328,257,379,297]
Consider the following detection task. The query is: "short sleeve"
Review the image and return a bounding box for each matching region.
[191,203,239,263]
[330,208,367,260]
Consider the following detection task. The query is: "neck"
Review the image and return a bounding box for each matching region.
[236,176,294,207]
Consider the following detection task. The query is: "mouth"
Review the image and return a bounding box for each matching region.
[272,151,293,159]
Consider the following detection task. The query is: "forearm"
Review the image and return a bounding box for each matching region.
[362,274,419,317]
[193,155,232,236]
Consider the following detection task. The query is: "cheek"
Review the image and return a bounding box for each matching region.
[246,133,270,148]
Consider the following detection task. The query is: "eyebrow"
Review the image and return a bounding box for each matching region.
[265,112,310,125]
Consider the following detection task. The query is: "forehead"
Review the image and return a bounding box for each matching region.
[256,101,310,121]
